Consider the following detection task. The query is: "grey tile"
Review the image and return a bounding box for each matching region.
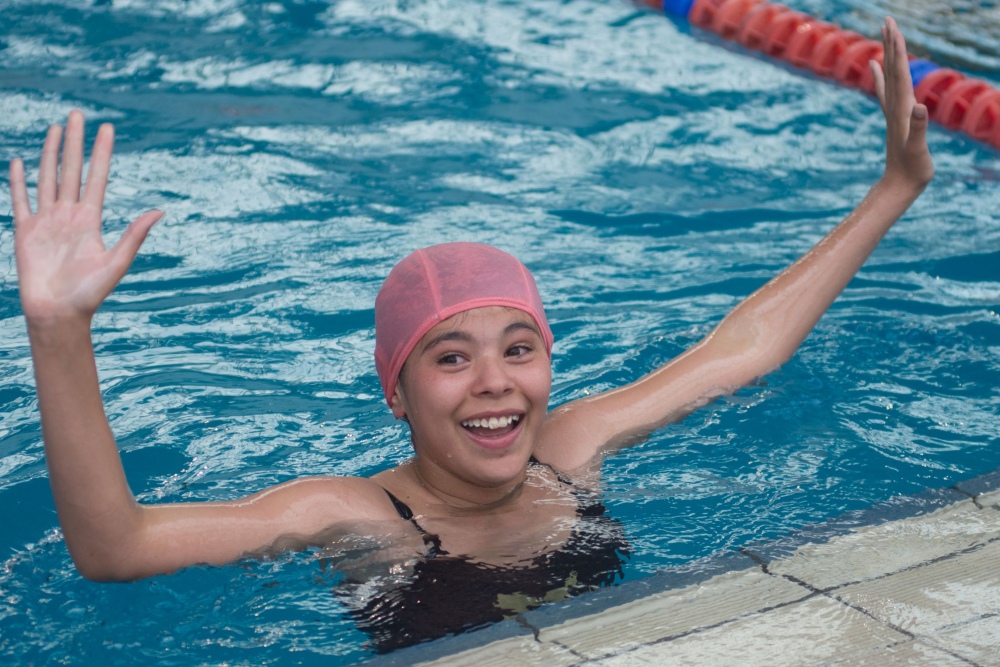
[539,567,810,659]
[587,595,908,667]
[927,613,1000,665]
[521,549,756,630]
[826,638,973,666]
[770,498,1000,591]
[978,489,1000,510]
[358,619,530,667]
[836,539,1000,637]
[415,635,581,667]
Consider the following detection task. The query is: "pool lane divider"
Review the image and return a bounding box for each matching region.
[642,0,1000,149]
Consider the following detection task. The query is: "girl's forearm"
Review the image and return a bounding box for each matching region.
[708,175,927,378]
[27,316,144,577]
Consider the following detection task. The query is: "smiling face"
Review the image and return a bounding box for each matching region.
[390,306,552,494]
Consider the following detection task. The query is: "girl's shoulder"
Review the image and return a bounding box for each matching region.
[258,474,403,524]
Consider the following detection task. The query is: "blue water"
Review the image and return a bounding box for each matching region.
[1,0,999,663]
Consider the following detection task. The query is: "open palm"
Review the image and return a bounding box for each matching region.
[9,111,162,322]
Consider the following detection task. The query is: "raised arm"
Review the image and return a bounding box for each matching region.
[10,111,394,580]
[538,18,933,471]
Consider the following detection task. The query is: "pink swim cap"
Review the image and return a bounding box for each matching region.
[374,242,554,407]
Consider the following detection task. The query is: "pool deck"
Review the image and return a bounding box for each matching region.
[363,469,1000,666]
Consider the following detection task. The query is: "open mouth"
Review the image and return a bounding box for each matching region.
[460,414,522,438]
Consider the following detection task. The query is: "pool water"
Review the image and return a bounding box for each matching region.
[1,0,998,663]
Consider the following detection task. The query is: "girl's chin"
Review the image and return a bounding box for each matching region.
[460,452,533,488]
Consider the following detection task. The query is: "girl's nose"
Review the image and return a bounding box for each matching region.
[472,355,514,396]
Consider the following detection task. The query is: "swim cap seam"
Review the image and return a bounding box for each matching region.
[415,248,442,315]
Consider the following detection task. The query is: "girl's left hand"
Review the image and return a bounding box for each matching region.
[870,17,934,189]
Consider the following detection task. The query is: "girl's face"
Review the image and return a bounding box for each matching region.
[391,306,551,490]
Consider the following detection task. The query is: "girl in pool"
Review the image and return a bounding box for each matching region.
[9,17,931,642]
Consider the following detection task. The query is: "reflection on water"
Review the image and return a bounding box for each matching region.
[1,0,998,664]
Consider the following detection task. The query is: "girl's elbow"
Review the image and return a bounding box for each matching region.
[701,326,791,387]
[73,556,136,582]
[67,535,151,582]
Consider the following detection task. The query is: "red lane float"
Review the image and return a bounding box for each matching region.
[736,3,789,52]
[657,0,1000,149]
[833,39,883,94]
[807,29,864,78]
[914,68,966,120]
[785,20,839,70]
[760,10,811,59]
[963,89,1000,143]
[713,0,764,40]
[688,0,740,32]
[937,79,994,131]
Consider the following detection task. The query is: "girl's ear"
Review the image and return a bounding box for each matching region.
[390,387,407,420]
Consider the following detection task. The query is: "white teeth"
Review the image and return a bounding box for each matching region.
[462,415,520,429]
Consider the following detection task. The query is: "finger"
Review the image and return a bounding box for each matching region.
[887,19,912,88]
[83,123,114,212]
[881,23,891,71]
[58,110,85,203]
[870,60,887,111]
[890,20,914,92]
[108,209,163,276]
[885,16,898,36]
[38,124,63,207]
[9,158,32,223]
[882,21,897,101]
[883,18,917,136]
[885,20,902,75]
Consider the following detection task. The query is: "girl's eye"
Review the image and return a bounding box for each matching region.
[437,353,464,365]
[506,344,532,358]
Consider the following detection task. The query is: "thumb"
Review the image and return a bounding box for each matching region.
[908,103,929,144]
[109,209,164,276]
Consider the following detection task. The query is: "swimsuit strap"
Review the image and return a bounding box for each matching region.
[528,455,575,487]
[384,488,416,521]
[381,488,443,556]
[529,455,611,522]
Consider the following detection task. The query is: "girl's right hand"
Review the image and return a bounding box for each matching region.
[9,110,162,325]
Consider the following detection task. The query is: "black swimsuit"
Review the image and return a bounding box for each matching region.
[342,460,630,653]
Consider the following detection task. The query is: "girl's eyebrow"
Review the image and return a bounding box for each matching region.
[505,321,541,338]
[421,330,473,352]
[421,320,542,353]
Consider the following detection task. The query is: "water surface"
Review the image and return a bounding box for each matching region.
[1,0,998,663]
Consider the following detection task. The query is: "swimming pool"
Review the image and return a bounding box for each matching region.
[1,0,998,663]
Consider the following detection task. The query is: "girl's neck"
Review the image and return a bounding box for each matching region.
[407,459,528,512]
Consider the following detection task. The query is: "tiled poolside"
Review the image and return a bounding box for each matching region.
[365,469,1000,666]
